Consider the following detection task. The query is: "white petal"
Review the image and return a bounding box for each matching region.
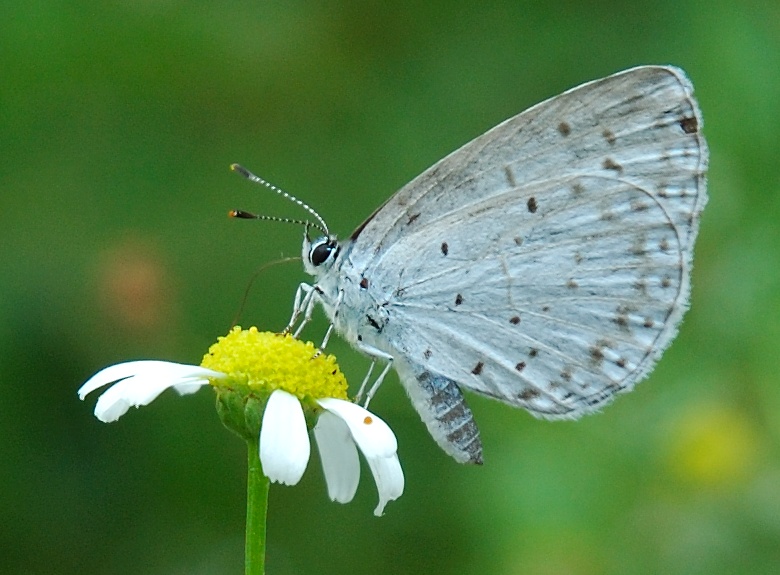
[313,411,360,503]
[367,454,404,516]
[317,398,404,515]
[78,361,221,423]
[260,390,310,485]
[316,398,397,458]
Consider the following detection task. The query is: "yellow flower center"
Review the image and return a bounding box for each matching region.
[200,326,348,401]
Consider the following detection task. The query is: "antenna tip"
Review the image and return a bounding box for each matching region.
[229,209,259,219]
[231,164,252,179]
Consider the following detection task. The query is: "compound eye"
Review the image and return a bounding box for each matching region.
[310,240,335,266]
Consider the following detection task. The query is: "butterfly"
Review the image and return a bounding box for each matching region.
[232,65,708,464]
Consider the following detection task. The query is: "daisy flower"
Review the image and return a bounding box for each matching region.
[78,326,404,516]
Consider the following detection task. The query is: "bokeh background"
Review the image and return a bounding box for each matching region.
[2,1,779,574]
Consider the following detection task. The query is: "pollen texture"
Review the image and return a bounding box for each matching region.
[201,326,348,400]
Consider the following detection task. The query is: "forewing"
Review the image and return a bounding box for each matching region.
[356,66,707,418]
[348,66,706,267]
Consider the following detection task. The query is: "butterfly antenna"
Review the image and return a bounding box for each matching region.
[231,163,330,236]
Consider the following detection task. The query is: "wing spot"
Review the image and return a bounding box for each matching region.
[509,316,521,325]
[566,279,578,289]
[630,199,649,212]
[529,348,539,358]
[634,280,648,294]
[424,349,432,360]
[504,165,517,187]
[600,210,616,221]
[661,277,672,288]
[643,317,654,328]
[659,238,670,252]
[560,369,572,382]
[407,213,421,225]
[631,237,647,256]
[527,197,538,213]
[589,344,605,365]
[455,293,464,306]
[441,242,449,256]
[603,158,623,172]
[680,116,698,134]
[359,277,369,289]
[518,387,539,400]
[514,236,523,246]
[471,362,484,376]
[541,305,550,312]
[515,361,526,372]
[574,252,584,264]
[602,129,616,144]
[558,121,572,136]
[571,182,585,195]
[616,358,627,368]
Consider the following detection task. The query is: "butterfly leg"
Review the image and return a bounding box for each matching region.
[353,341,394,408]
[284,282,316,335]
[316,289,344,351]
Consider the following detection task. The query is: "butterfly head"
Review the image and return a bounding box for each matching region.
[303,229,340,277]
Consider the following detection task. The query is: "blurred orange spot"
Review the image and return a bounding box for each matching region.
[96,237,175,333]
[363,416,373,425]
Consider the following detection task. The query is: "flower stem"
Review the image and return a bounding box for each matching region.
[245,436,269,575]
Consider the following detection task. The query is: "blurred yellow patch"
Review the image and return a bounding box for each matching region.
[667,404,760,488]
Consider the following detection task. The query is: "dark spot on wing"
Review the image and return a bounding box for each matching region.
[518,388,539,400]
[572,182,585,195]
[558,122,571,136]
[529,348,538,358]
[541,305,550,312]
[504,165,517,187]
[515,361,526,372]
[527,197,538,213]
[566,279,578,289]
[590,346,604,364]
[455,293,463,306]
[661,277,672,288]
[602,129,616,145]
[514,236,523,246]
[659,238,670,252]
[680,116,698,134]
[424,348,432,360]
[407,213,421,225]
[509,316,521,325]
[643,317,655,328]
[630,200,649,211]
[359,277,369,289]
[603,158,623,172]
[616,358,627,368]
[471,362,484,375]
[366,315,381,331]
[441,242,449,256]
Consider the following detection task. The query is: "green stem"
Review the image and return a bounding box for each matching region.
[245,436,269,575]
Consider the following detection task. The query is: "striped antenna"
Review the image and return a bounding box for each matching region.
[230,164,330,236]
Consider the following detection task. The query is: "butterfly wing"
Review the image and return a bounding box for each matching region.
[349,65,707,419]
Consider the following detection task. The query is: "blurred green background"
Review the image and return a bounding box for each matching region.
[2,1,779,574]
